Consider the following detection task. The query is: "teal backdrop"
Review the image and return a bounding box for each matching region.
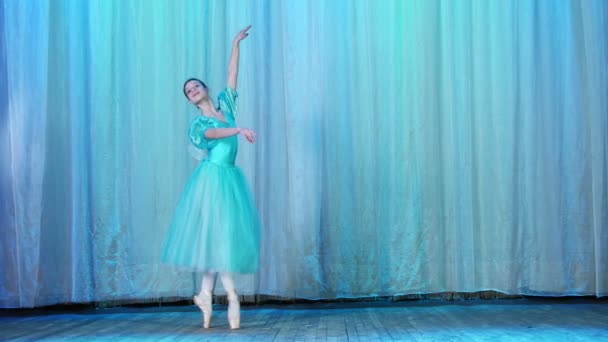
[1,0,607,308]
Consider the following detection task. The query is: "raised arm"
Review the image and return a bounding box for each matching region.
[227,25,251,90]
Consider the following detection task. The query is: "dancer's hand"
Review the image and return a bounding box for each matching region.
[239,128,256,143]
[233,25,251,45]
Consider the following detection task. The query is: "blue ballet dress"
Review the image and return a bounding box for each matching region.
[161,87,261,274]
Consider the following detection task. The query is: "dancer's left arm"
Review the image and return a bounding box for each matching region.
[227,25,251,91]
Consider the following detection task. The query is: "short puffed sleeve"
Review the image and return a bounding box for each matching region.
[188,116,213,150]
[217,86,238,116]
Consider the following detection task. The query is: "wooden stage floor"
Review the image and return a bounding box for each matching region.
[1,298,607,341]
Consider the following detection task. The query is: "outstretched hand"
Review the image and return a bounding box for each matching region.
[239,128,256,143]
[233,25,251,45]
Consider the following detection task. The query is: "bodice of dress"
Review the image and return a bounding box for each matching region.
[204,116,238,166]
[188,87,240,167]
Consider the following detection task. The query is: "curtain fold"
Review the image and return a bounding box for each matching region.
[1,0,606,308]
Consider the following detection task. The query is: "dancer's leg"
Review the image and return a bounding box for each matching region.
[194,271,216,328]
[198,271,216,297]
[219,272,240,329]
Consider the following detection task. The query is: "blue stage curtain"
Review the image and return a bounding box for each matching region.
[1,0,606,307]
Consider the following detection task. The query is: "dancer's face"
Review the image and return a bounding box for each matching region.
[184,80,208,104]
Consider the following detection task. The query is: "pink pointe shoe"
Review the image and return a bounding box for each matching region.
[193,294,212,328]
[227,294,240,329]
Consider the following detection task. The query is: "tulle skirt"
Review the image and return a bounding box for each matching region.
[161,160,261,273]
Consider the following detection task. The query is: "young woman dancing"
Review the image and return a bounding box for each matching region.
[161,25,261,330]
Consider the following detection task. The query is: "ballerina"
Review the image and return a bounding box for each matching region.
[161,25,261,330]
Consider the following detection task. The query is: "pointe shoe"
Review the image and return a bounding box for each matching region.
[193,294,212,328]
[227,294,240,329]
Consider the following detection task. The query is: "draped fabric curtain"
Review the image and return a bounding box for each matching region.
[1,0,606,308]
